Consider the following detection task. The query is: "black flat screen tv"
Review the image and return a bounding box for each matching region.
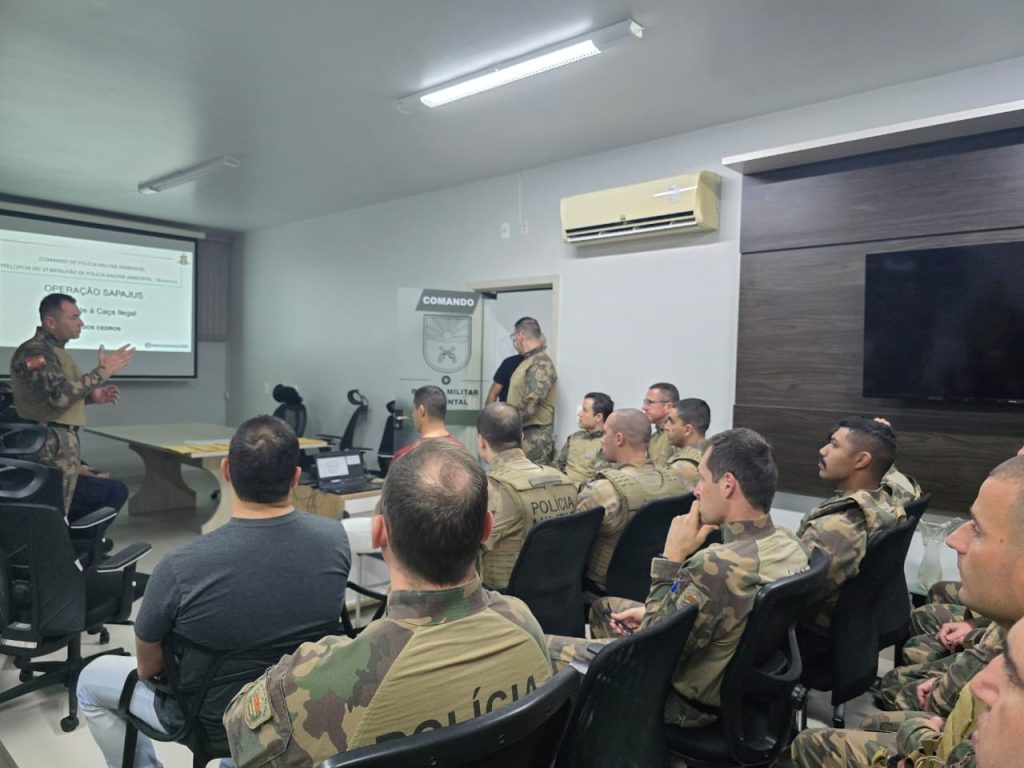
[863,242,1024,404]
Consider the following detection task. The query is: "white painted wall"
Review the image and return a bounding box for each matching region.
[228,56,1024,490]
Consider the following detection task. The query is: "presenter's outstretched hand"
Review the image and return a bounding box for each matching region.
[90,385,121,405]
[99,344,135,375]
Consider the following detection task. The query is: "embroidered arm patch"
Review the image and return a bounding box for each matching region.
[25,354,47,371]
[244,677,273,730]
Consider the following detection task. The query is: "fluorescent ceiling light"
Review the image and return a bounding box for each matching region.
[138,155,240,195]
[397,18,643,113]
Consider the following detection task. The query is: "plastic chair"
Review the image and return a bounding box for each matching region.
[798,516,919,727]
[665,548,830,767]
[0,497,150,731]
[272,383,307,436]
[504,506,605,636]
[119,624,339,768]
[554,602,699,768]
[316,666,581,768]
[602,493,695,602]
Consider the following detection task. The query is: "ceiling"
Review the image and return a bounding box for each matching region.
[4,0,1024,233]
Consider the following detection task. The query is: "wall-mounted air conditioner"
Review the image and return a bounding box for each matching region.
[560,171,721,244]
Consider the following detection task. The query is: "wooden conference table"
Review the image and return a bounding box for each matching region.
[86,422,327,533]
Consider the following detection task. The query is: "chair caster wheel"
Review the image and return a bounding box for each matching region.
[99,629,110,644]
[19,669,33,683]
[60,715,79,732]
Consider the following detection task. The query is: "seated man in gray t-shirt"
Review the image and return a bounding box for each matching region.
[76,415,351,768]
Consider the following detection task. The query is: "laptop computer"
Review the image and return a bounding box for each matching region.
[314,450,378,494]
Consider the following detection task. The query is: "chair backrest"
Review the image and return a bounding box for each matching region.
[341,390,369,450]
[316,666,581,768]
[877,494,930,646]
[376,400,400,476]
[555,603,699,768]
[716,547,829,764]
[273,402,308,437]
[821,516,919,704]
[605,493,693,602]
[0,501,86,640]
[506,506,605,636]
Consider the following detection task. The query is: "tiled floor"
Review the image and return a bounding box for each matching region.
[1,477,892,767]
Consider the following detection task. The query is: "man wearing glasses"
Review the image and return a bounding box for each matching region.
[642,382,680,468]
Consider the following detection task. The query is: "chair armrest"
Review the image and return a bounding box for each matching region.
[69,506,118,531]
[96,542,152,572]
[316,433,343,441]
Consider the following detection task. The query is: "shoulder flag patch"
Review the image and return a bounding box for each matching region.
[244,677,273,730]
[25,354,47,371]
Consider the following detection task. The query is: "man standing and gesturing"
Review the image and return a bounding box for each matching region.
[9,293,134,511]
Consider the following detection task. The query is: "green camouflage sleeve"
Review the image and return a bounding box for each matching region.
[641,555,715,657]
[553,436,570,472]
[578,479,623,532]
[513,356,555,422]
[481,479,518,553]
[928,624,1005,713]
[11,343,109,409]
[801,506,867,600]
[943,740,977,768]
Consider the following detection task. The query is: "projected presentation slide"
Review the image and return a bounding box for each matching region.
[0,215,197,378]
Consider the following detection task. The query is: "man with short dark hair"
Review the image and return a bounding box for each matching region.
[9,293,135,510]
[225,440,552,766]
[553,391,613,486]
[642,381,680,468]
[798,416,906,633]
[506,317,557,464]
[577,408,686,591]
[77,416,351,768]
[664,397,711,492]
[550,428,809,728]
[477,403,578,588]
[391,385,463,461]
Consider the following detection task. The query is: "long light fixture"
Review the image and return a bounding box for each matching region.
[138,155,240,195]
[396,18,643,113]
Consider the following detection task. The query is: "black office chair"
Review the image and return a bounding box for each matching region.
[554,602,699,768]
[665,548,830,768]
[374,400,403,477]
[272,383,307,436]
[504,507,605,636]
[878,494,930,665]
[119,624,339,768]
[0,495,150,731]
[317,666,581,768]
[600,493,696,602]
[798,516,919,728]
[340,580,388,638]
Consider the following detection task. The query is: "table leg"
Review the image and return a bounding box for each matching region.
[125,442,197,515]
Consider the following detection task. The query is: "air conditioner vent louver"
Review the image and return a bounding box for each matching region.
[561,171,720,245]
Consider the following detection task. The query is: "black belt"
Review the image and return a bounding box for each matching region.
[35,421,79,433]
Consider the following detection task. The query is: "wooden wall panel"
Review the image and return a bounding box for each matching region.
[735,132,1024,514]
[741,127,1024,254]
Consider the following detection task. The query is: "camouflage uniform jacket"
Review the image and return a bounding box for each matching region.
[506,345,556,429]
[549,516,809,727]
[553,428,605,486]
[798,486,904,632]
[480,448,578,589]
[9,327,110,426]
[224,578,552,768]
[578,461,686,589]
[648,425,675,468]
[925,623,1005,716]
[665,445,702,493]
[883,464,924,506]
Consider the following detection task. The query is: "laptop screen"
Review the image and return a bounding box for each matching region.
[315,451,366,483]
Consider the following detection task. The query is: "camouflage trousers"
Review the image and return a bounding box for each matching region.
[925,581,962,606]
[902,602,973,667]
[547,596,634,669]
[30,425,80,514]
[776,726,899,768]
[522,425,555,465]
[875,624,1004,715]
